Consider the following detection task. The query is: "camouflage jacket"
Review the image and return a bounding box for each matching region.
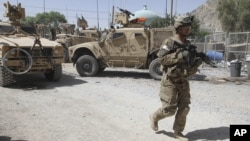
[158,37,200,78]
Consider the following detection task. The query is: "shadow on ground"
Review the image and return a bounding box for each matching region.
[155,126,229,141]
[0,136,27,141]
[156,130,175,138]
[186,126,229,141]
[97,70,152,80]
[98,70,208,81]
[8,72,86,90]
[189,74,208,81]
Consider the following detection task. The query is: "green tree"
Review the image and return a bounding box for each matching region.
[150,15,208,42]
[217,0,250,32]
[189,16,200,37]
[24,16,36,25]
[23,11,67,25]
[150,17,171,28]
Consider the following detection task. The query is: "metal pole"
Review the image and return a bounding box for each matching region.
[170,0,173,25]
[111,5,114,26]
[165,0,168,26]
[165,0,168,18]
[97,0,100,30]
[44,0,45,14]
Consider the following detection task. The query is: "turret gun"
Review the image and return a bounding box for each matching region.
[117,7,134,17]
[3,1,25,34]
[3,1,25,26]
[114,7,135,27]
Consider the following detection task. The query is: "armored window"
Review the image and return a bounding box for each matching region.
[91,33,98,38]
[79,33,86,36]
[0,25,14,34]
[112,32,124,39]
[21,25,37,34]
[135,33,143,37]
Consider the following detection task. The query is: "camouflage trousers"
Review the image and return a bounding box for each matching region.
[158,73,191,132]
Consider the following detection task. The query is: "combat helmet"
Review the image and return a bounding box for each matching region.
[174,15,193,29]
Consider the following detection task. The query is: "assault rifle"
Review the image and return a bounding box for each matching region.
[195,51,217,68]
[159,41,217,68]
[117,7,135,17]
[182,44,216,67]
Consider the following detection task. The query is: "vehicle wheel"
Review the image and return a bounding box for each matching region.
[76,55,99,77]
[0,66,14,87]
[149,58,162,80]
[44,64,62,81]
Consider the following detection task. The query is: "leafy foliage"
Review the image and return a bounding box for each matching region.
[150,15,208,42]
[23,11,67,25]
[150,17,171,28]
[217,0,250,32]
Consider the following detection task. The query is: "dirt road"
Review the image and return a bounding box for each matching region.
[1,63,250,141]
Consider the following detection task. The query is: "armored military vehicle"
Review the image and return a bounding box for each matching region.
[55,17,99,62]
[68,8,174,80]
[0,2,64,87]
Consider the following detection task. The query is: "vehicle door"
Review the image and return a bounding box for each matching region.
[127,31,148,57]
[106,31,128,58]
[126,30,148,67]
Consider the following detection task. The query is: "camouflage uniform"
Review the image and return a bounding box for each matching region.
[150,14,202,141]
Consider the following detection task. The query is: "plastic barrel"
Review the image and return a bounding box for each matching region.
[206,51,223,62]
[230,62,242,77]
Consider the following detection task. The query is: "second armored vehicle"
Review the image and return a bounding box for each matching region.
[68,8,174,80]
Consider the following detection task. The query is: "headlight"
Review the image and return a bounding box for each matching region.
[9,49,17,56]
[2,47,17,56]
[54,48,59,54]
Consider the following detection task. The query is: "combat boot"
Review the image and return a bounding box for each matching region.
[174,131,189,141]
[149,108,168,131]
[149,114,158,131]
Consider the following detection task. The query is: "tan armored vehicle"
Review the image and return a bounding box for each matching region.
[55,17,99,62]
[68,8,174,79]
[0,2,64,87]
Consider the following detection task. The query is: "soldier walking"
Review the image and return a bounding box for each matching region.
[149,15,203,141]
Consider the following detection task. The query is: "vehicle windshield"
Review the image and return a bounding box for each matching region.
[0,23,37,35]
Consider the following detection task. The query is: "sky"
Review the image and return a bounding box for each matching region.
[0,0,207,28]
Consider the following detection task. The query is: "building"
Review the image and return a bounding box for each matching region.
[129,5,160,25]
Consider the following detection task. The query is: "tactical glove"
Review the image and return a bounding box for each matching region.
[182,50,189,57]
[194,57,202,66]
[182,50,190,61]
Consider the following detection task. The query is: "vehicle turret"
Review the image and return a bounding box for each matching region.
[3,1,25,29]
[114,8,146,28]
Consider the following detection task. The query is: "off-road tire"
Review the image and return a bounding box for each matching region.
[149,58,162,80]
[0,66,14,87]
[44,64,62,81]
[76,55,99,77]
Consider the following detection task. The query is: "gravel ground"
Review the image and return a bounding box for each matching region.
[0,63,250,141]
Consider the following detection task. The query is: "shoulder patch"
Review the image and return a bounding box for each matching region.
[162,45,170,51]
